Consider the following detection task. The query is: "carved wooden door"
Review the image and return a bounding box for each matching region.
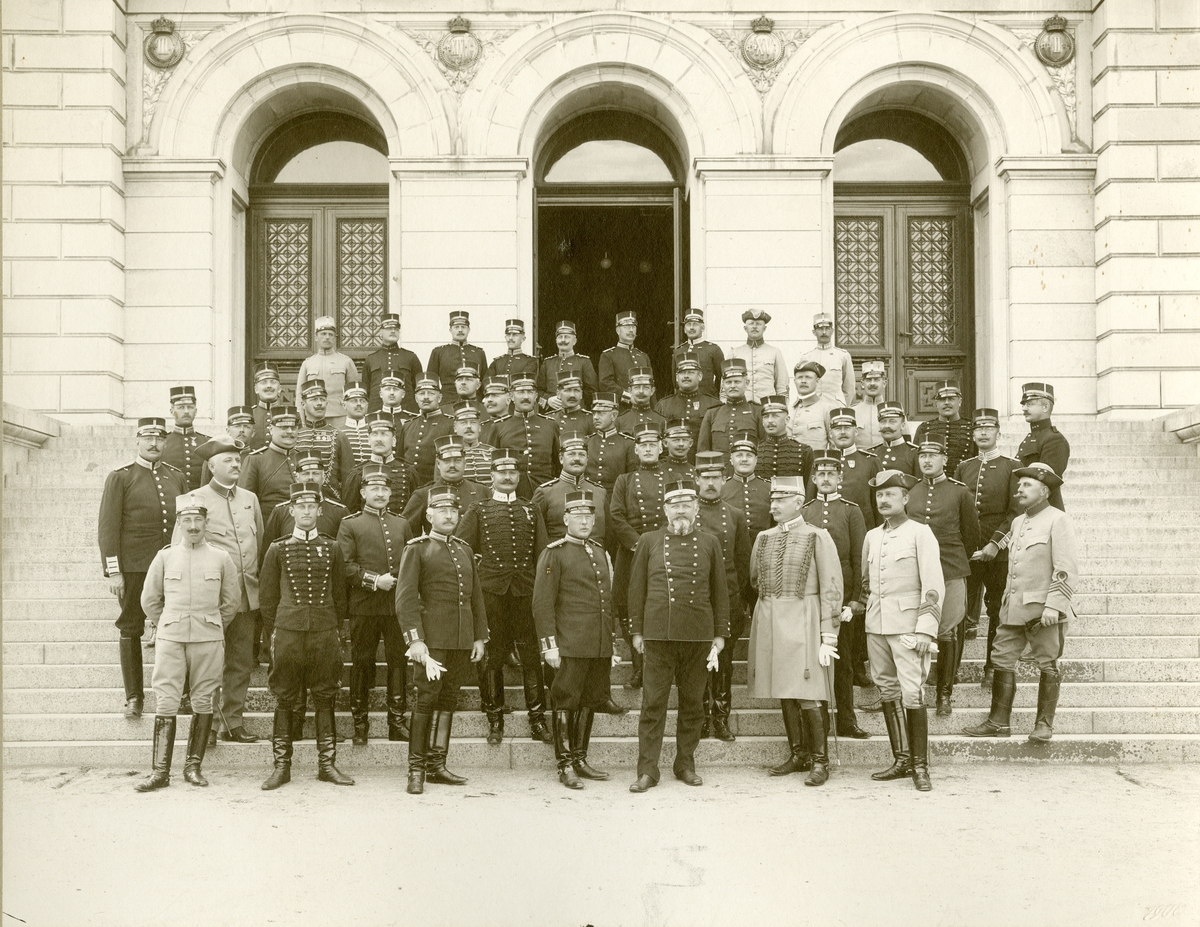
[833,189,972,417]
[247,186,388,398]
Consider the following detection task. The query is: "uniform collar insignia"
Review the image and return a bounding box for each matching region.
[817,492,841,502]
[135,456,158,470]
[492,491,517,503]
[291,527,319,541]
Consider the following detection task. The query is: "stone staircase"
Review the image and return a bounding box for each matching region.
[4,418,1200,769]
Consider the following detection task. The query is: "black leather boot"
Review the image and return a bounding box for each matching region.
[572,708,609,780]
[769,700,811,775]
[517,642,553,743]
[315,707,354,785]
[626,648,643,689]
[407,710,432,794]
[712,661,735,742]
[700,672,714,739]
[479,658,505,745]
[134,715,175,791]
[386,664,410,742]
[183,713,213,786]
[291,703,307,742]
[554,710,582,789]
[935,632,956,716]
[802,707,829,786]
[907,707,932,791]
[426,711,467,785]
[871,700,912,781]
[120,636,144,719]
[350,660,371,746]
[963,668,1015,737]
[1029,669,1061,743]
[261,709,293,790]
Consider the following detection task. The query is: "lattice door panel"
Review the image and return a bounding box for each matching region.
[834,216,887,349]
[906,216,957,347]
[262,218,314,350]
[336,218,387,350]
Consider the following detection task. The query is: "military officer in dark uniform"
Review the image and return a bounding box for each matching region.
[98,417,188,718]
[533,432,608,547]
[656,350,720,452]
[488,318,539,385]
[439,364,488,419]
[914,380,977,476]
[481,374,513,423]
[616,367,666,434]
[339,381,372,468]
[870,401,918,475]
[456,453,551,745]
[162,386,210,492]
[342,410,418,516]
[802,450,870,739]
[336,464,414,745]
[452,401,498,484]
[259,482,354,789]
[586,392,637,494]
[376,369,413,430]
[720,431,773,545]
[756,394,812,481]
[672,308,724,398]
[250,361,287,449]
[296,376,353,503]
[824,407,881,530]
[396,488,488,794]
[538,319,598,411]
[660,419,696,483]
[955,409,1022,668]
[699,358,763,463]
[239,405,299,514]
[1018,381,1070,510]
[364,311,422,414]
[548,371,594,435]
[694,452,752,742]
[427,310,488,393]
[600,310,654,406]
[908,437,981,716]
[402,434,489,535]
[534,489,621,789]
[403,375,455,487]
[262,454,350,552]
[609,422,669,690]
[492,373,560,486]
[628,480,730,792]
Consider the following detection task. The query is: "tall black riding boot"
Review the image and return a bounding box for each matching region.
[350,660,371,745]
[769,700,811,775]
[701,673,714,739]
[802,707,829,786]
[386,663,410,742]
[119,636,144,718]
[626,648,643,689]
[907,707,932,791]
[554,709,582,789]
[291,697,307,741]
[315,707,354,785]
[572,708,609,780]
[261,709,293,790]
[712,659,735,742]
[134,715,176,791]
[963,668,1015,737]
[1029,669,1061,743]
[935,631,956,716]
[426,711,467,785]
[871,700,911,781]
[480,657,505,745]
[517,641,552,743]
[407,710,432,794]
[183,713,213,786]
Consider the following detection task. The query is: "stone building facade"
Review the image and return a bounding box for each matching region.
[2,1,1197,426]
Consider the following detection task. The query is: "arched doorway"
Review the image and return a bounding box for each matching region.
[246,112,390,398]
[833,110,974,417]
[534,111,688,385]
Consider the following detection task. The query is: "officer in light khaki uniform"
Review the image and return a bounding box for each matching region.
[964,462,1078,744]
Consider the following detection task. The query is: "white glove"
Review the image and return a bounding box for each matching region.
[423,654,447,681]
[840,606,854,623]
[611,652,622,667]
[544,647,562,670]
[706,644,721,672]
[818,643,838,667]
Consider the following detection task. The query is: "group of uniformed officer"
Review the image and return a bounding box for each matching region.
[101,308,1077,793]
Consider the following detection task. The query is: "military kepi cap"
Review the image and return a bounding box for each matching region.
[196,435,245,461]
[300,377,327,397]
[722,358,748,375]
[269,406,299,425]
[633,422,662,443]
[973,408,1000,427]
[684,308,704,322]
[828,406,857,427]
[676,351,701,371]
[427,488,459,508]
[769,476,806,496]
[415,375,441,391]
[861,360,886,377]
[434,435,465,458]
[289,481,322,503]
[563,489,596,511]
[560,431,588,450]
[934,379,962,398]
[761,395,788,414]
[504,318,524,333]
[360,463,390,486]
[1021,382,1056,403]
[664,479,698,501]
[591,392,619,411]
[813,312,834,326]
[730,430,758,452]
[491,452,519,472]
[253,361,280,382]
[869,469,918,491]
[381,312,400,329]
[664,418,689,436]
[877,401,906,420]
[227,405,254,425]
[616,310,637,324]
[449,311,470,324]
[556,319,576,334]
[694,451,725,475]
[629,367,654,384]
[343,381,368,399]
[917,437,948,455]
[365,410,396,431]
[175,494,207,518]
[137,417,168,437]
[813,449,843,471]
[1015,462,1064,488]
[169,385,196,404]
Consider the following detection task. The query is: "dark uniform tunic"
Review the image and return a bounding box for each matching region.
[402,410,454,487]
[238,444,296,513]
[830,447,882,530]
[914,418,978,477]
[699,399,763,462]
[671,340,725,397]
[610,465,668,633]
[616,405,666,436]
[1018,419,1071,510]
[363,344,423,413]
[98,459,188,634]
[251,401,283,449]
[870,437,919,476]
[537,353,598,408]
[492,410,560,486]
[533,536,618,709]
[907,474,981,584]
[295,424,353,503]
[260,529,348,706]
[586,429,637,495]
[655,391,721,457]
[720,473,773,546]
[599,343,653,401]
[533,474,608,548]
[549,407,594,435]
[488,352,540,384]
[342,454,419,516]
[162,427,210,493]
[401,479,488,537]
[427,342,488,394]
[337,507,413,667]
[696,497,752,618]
[260,498,349,566]
[661,457,694,484]
[755,435,812,483]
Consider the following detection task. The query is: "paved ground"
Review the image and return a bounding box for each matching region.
[3,761,1199,927]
